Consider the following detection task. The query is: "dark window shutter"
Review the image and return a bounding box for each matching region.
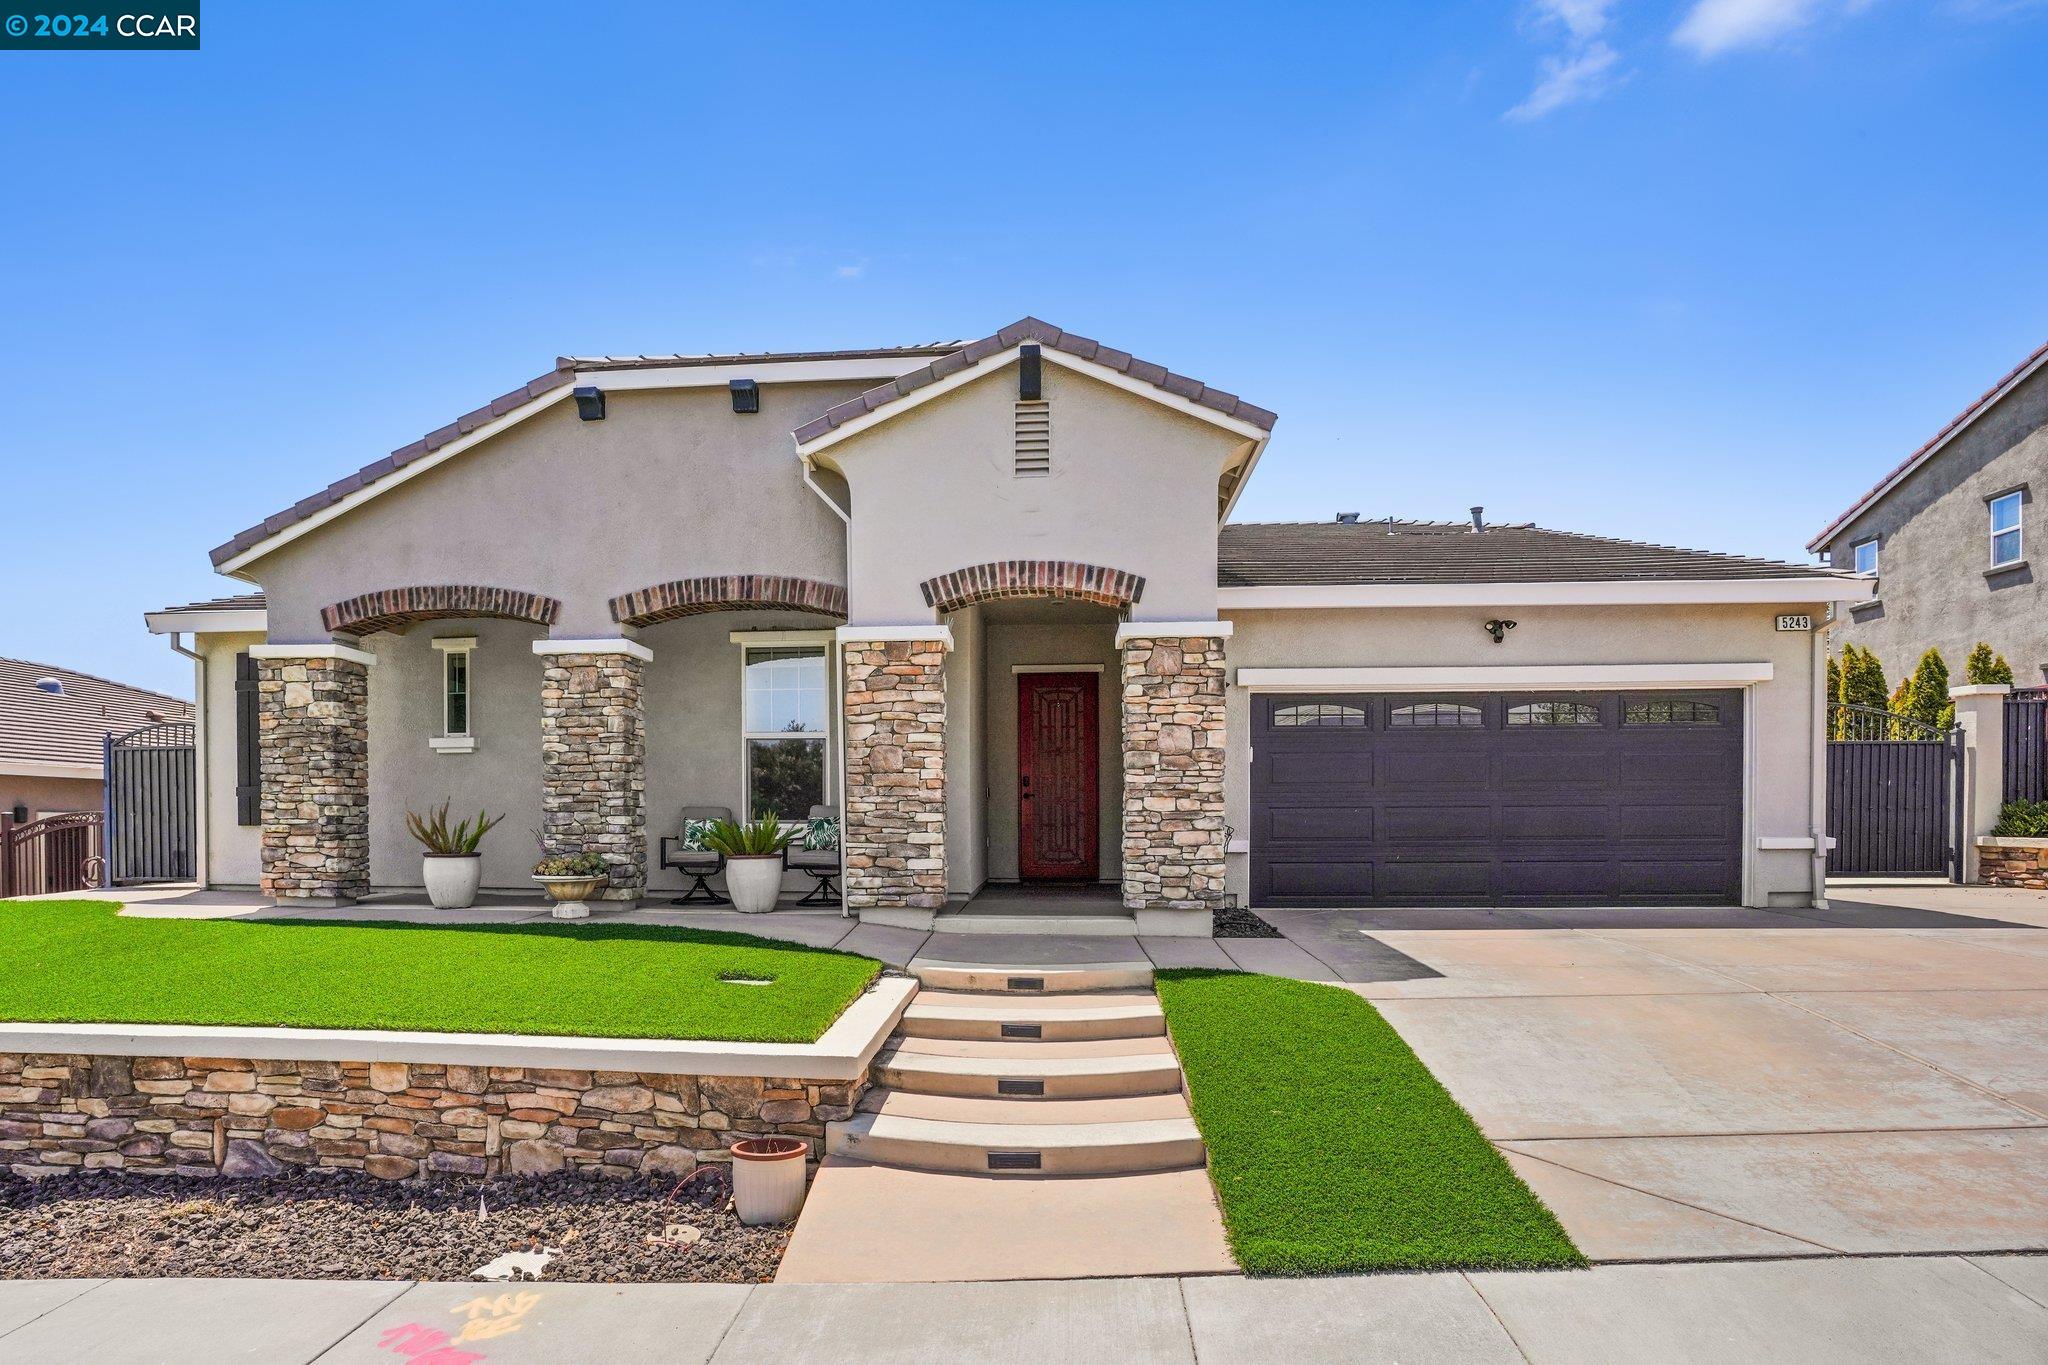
[234,652,260,826]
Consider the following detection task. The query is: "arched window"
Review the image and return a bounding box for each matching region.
[1507,700,1602,727]
[1389,701,1484,729]
[1271,702,1369,728]
[1624,699,1721,726]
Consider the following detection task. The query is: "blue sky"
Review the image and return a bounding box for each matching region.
[3,0,2044,696]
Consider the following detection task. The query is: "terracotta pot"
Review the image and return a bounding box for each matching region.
[730,1136,809,1224]
[724,854,784,914]
[422,854,481,909]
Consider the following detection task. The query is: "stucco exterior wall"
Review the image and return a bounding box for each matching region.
[982,620,1124,883]
[825,365,1242,624]
[200,630,264,888]
[945,606,987,897]
[0,773,101,820]
[246,382,864,640]
[1221,603,1828,908]
[1820,363,2048,683]
[365,619,546,890]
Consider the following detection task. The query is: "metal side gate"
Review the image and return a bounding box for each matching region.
[104,719,196,884]
[1825,703,1962,880]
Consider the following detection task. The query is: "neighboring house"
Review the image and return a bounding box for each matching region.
[146,317,1866,928]
[0,657,192,822]
[1809,339,2048,681]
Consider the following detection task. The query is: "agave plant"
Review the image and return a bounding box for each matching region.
[698,815,795,857]
[404,801,503,855]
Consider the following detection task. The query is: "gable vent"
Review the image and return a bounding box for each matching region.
[1014,400,1051,477]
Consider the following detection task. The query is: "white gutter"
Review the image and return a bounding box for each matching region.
[1234,662,1774,692]
[1809,625,1830,909]
[1218,578,1872,609]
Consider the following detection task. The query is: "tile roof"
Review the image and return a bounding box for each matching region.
[563,343,964,371]
[154,592,266,613]
[792,317,1279,446]
[1807,337,2048,552]
[1217,520,1833,587]
[0,658,193,774]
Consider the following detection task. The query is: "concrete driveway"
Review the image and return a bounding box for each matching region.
[1265,886,2048,1262]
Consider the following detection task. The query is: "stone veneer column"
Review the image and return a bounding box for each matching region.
[256,646,372,905]
[1120,627,1229,920]
[841,634,948,912]
[538,643,648,901]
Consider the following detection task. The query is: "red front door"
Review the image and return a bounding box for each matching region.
[1018,672,1099,880]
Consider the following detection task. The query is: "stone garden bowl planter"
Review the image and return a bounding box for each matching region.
[533,873,608,919]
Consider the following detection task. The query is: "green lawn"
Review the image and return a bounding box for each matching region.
[1156,968,1585,1276]
[0,901,881,1043]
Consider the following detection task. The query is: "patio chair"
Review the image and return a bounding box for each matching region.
[659,805,732,905]
[787,803,842,910]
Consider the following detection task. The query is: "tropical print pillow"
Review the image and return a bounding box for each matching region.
[681,818,717,852]
[803,816,840,851]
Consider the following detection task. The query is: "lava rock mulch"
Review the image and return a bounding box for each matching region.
[0,1167,787,1282]
[1212,903,1285,938]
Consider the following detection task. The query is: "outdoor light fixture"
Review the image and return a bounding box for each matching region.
[1018,343,1042,401]
[573,386,606,421]
[729,378,760,414]
[1483,619,1517,643]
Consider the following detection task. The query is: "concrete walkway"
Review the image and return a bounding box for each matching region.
[4,1257,2046,1363]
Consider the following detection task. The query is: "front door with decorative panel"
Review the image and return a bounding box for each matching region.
[1017,672,1099,880]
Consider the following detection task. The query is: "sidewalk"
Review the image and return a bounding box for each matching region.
[4,1256,2045,1363]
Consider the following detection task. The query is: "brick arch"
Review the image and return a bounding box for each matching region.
[609,574,848,629]
[322,585,561,638]
[919,561,1145,615]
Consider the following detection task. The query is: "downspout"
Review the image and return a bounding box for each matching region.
[167,632,208,889]
[802,452,855,918]
[1809,623,1829,910]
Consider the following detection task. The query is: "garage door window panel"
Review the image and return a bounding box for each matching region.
[1507,699,1604,727]
[1388,698,1487,728]
[1623,696,1725,726]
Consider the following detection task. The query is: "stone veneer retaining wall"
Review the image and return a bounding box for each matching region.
[541,651,647,900]
[842,639,947,910]
[1978,841,2048,889]
[0,1053,859,1181]
[1120,633,1227,914]
[259,655,370,903]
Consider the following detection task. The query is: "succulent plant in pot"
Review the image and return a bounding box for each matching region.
[699,815,795,913]
[531,833,611,918]
[405,802,504,909]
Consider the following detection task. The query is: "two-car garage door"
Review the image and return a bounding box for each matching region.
[1248,691,1743,907]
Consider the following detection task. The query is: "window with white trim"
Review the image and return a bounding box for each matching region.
[743,646,827,819]
[1852,538,1878,576]
[1990,491,2023,568]
[430,637,476,753]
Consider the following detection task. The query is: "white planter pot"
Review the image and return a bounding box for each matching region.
[422,855,482,909]
[724,855,785,914]
[731,1137,809,1224]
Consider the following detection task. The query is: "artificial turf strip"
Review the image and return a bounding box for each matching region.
[0,901,881,1044]
[1155,968,1585,1276]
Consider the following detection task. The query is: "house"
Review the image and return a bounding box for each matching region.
[0,657,192,822]
[145,318,1868,930]
[1809,339,2048,681]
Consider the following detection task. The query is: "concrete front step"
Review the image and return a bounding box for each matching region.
[826,1107,1205,1175]
[872,1042,1185,1099]
[909,957,1155,994]
[897,989,1166,1042]
[929,913,1143,937]
[857,1088,1194,1125]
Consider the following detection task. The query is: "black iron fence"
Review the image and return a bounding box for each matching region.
[0,811,104,898]
[1825,703,1961,879]
[104,720,195,884]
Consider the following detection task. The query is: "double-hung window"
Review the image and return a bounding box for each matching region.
[430,637,476,753]
[1852,538,1878,576]
[742,645,827,819]
[1990,491,2024,569]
